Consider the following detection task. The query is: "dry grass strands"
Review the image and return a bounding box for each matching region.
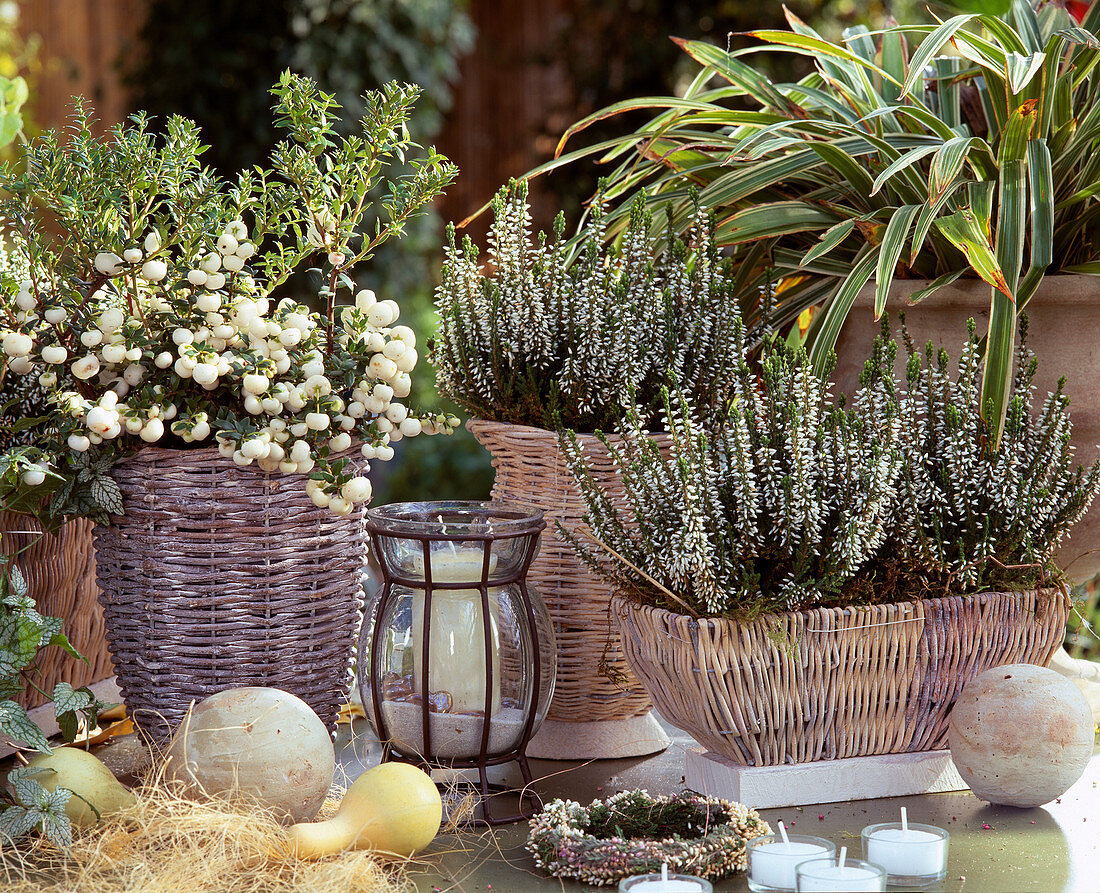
[0,781,412,893]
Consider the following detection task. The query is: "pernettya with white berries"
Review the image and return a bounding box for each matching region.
[0,71,459,526]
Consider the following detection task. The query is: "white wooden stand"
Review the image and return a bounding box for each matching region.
[526,711,671,760]
[685,748,968,809]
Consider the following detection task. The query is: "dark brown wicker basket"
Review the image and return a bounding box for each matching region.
[93,446,368,741]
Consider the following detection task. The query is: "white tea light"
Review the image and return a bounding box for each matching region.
[747,822,835,892]
[794,848,885,893]
[862,808,949,888]
[618,863,713,893]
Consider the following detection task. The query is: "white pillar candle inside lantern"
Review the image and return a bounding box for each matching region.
[410,544,502,716]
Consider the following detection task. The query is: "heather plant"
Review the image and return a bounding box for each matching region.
[431,180,753,432]
[564,314,1100,618]
[561,317,903,618]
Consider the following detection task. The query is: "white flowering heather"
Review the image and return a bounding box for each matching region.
[561,310,904,618]
[886,317,1100,593]
[432,180,745,431]
[0,72,458,525]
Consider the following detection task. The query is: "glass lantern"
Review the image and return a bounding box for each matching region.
[358,501,556,825]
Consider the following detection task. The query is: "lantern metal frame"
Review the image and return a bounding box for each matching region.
[358,501,550,826]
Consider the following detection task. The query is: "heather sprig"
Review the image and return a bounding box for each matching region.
[887,315,1100,593]
[431,180,748,432]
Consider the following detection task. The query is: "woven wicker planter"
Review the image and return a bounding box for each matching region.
[468,419,671,758]
[0,514,113,709]
[613,590,1069,767]
[93,447,368,741]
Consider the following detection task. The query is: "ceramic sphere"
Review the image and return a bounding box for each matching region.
[164,686,335,823]
[949,663,1093,807]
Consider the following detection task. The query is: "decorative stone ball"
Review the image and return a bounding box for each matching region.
[164,687,335,823]
[949,663,1094,807]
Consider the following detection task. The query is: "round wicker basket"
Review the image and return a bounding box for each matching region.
[0,514,112,709]
[613,589,1069,766]
[93,447,368,741]
[466,419,656,724]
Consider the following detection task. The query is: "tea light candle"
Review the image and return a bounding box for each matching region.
[747,823,834,892]
[861,808,949,887]
[618,863,713,892]
[794,848,885,893]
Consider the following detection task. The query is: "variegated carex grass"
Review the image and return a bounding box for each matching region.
[541,0,1100,445]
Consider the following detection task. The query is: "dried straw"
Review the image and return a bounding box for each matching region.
[0,782,411,893]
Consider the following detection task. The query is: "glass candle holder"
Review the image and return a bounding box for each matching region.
[747,835,837,892]
[358,501,556,825]
[618,870,714,892]
[795,857,886,892]
[862,821,949,888]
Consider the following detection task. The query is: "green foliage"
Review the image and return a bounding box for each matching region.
[432,181,753,432]
[546,0,1100,446]
[123,0,477,505]
[564,315,1100,618]
[0,557,110,847]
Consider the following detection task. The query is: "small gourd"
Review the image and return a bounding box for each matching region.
[288,762,442,859]
[27,746,136,828]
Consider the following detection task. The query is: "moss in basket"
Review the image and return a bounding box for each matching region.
[0,71,462,531]
[430,179,755,433]
[561,309,1100,619]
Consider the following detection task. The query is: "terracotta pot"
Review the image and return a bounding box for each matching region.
[834,275,1100,583]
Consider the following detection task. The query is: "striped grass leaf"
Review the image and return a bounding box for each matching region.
[874,204,922,317]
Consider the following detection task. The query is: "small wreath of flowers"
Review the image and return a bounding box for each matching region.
[526,789,770,886]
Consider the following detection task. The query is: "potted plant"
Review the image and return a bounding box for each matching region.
[545,0,1100,580]
[431,180,751,758]
[561,309,1098,766]
[0,72,458,740]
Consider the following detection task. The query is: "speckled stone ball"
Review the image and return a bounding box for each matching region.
[164,687,335,823]
[949,663,1094,807]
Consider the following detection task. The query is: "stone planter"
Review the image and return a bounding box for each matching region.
[834,275,1100,583]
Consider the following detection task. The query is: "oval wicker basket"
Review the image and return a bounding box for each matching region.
[0,514,113,709]
[467,419,656,723]
[93,447,368,741]
[613,590,1069,766]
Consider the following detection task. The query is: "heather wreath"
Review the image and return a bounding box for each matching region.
[0,72,459,528]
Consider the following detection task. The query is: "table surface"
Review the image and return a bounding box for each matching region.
[329,718,1100,893]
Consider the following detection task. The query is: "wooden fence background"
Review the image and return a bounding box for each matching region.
[20,0,146,134]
